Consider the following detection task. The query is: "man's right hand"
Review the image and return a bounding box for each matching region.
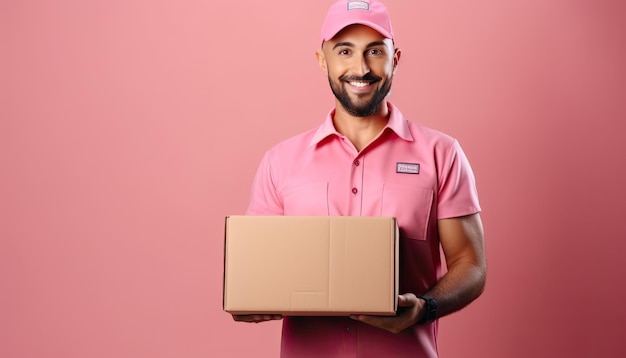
[231,314,283,323]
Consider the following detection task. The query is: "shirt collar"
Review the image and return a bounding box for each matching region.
[309,102,414,148]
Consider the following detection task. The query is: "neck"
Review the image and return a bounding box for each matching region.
[332,101,390,152]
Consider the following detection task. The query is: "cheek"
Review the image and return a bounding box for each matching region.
[378,64,396,78]
[326,66,344,81]
[325,59,348,75]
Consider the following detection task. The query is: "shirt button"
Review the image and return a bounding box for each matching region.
[353,159,360,167]
[352,188,358,194]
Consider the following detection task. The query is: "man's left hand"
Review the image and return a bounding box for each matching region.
[350,293,425,334]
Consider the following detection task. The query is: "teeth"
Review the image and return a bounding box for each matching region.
[349,81,369,88]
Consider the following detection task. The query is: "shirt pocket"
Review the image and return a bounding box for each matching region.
[282,182,330,216]
[381,183,433,241]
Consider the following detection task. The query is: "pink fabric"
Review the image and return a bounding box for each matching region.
[320,0,394,42]
[246,102,481,357]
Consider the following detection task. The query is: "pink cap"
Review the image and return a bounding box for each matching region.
[320,0,394,43]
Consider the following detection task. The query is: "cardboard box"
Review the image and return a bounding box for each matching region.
[223,216,398,316]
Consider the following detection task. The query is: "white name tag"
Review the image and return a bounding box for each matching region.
[348,1,369,11]
[396,162,420,174]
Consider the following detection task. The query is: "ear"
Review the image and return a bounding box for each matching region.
[392,48,402,74]
[315,48,328,74]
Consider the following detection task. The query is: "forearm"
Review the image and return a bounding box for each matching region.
[424,259,486,319]
[423,213,487,320]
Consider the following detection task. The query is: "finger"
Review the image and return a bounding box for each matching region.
[397,293,417,307]
[246,315,263,322]
[353,315,387,326]
[233,314,283,323]
[233,315,254,322]
[235,315,264,323]
[252,315,283,323]
[261,315,283,321]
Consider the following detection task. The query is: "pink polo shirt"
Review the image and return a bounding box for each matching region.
[246,102,481,358]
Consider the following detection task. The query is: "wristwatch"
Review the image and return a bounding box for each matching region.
[417,294,438,324]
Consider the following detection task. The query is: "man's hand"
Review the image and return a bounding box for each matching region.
[350,293,425,334]
[231,314,283,323]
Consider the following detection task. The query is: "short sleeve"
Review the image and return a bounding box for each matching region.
[246,151,284,215]
[436,140,481,219]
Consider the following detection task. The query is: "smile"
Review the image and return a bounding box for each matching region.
[348,81,372,88]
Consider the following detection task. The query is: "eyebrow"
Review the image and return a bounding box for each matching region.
[332,40,388,50]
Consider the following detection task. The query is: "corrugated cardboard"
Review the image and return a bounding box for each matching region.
[223,216,398,316]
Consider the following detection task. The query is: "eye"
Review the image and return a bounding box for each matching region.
[338,49,351,55]
[368,48,383,56]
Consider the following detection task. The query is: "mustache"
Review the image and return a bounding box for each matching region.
[339,73,382,83]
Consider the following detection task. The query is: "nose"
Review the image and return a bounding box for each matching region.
[351,53,370,77]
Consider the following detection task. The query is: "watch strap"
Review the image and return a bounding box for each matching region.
[417,294,438,324]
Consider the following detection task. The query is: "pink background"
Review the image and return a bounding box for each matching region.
[2,0,625,357]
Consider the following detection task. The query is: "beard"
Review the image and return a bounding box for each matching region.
[328,72,393,117]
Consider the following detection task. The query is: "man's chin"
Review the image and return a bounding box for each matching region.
[332,87,384,116]
[345,103,381,117]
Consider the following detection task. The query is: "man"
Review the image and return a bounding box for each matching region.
[233,1,486,357]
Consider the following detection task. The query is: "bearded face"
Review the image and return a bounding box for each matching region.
[328,71,393,117]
